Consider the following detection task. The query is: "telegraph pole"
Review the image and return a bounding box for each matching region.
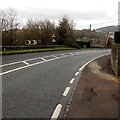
[118,1,120,31]
[90,24,91,31]
[90,24,92,47]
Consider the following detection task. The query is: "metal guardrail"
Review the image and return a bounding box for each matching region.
[0,45,65,51]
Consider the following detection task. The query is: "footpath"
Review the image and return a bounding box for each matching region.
[66,55,120,119]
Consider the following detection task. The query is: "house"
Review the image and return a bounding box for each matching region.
[106,33,114,47]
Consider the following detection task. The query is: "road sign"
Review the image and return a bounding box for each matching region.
[25,40,37,45]
[52,34,56,44]
[52,34,56,38]
[52,39,56,43]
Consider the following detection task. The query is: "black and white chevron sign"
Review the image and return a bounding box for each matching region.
[25,40,37,45]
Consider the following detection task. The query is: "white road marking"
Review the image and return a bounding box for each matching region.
[76,52,80,54]
[1,55,56,67]
[52,55,57,57]
[1,57,38,67]
[79,59,96,71]
[0,52,110,76]
[51,104,62,120]
[23,61,29,65]
[0,52,77,67]
[1,50,109,67]
[69,78,75,84]
[25,58,38,62]
[0,54,70,76]
[63,87,71,96]
[51,53,111,120]
[70,53,73,55]
[75,71,79,76]
[0,61,44,75]
[0,65,31,76]
[79,54,111,71]
[0,61,22,67]
[55,54,64,57]
[40,57,47,61]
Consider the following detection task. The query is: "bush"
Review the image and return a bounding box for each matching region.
[64,39,80,48]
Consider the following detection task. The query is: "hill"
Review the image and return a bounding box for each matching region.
[96,25,118,33]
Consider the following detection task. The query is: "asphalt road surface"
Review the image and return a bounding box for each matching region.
[1,49,111,119]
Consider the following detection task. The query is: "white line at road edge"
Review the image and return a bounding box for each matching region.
[51,104,62,120]
[51,53,110,119]
[79,54,110,71]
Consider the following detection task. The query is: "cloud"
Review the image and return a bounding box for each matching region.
[17,7,114,29]
[18,7,109,21]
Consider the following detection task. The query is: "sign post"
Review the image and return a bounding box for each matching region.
[52,34,56,45]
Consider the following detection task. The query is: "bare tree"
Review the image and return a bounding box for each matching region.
[23,19,55,45]
[40,20,55,45]
[0,8,20,46]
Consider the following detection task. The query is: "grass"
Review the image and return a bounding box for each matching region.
[0,47,77,55]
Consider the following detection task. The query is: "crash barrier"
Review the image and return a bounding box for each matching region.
[0,45,65,51]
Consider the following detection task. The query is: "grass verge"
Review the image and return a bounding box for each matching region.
[1,47,77,55]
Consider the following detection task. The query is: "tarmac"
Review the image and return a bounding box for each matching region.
[66,55,120,119]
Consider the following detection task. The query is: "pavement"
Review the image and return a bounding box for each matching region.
[66,55,120,119]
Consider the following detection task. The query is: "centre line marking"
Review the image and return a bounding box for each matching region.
[69,78,75,84]
[63,87,71,96]
[0,61,22,67]
[23,61,29,65]
[41,58,47,61]
[52,55,56,57]
[51,104,62,120]
[70,53,73,55]
[0,54,69,76]
[75,72,79,76]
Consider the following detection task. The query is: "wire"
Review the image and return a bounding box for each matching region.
[78,18,120,30]
[92,19,120,27]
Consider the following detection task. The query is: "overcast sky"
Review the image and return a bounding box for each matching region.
[0,0,119,29]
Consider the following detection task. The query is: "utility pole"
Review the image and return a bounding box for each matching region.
[0,22,2,46]
[90,24,92,47]
[90,24,91,31]
[118,1,120,31]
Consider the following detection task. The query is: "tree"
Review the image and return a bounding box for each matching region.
[40,20,55,45]
[0,9,20,46]
[56,17,79,48]
[23,19,55,45]
[23,19,41,41]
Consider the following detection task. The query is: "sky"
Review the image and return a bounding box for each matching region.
[0,0,120,30]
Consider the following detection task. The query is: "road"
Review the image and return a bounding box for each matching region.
[1,49,111,119]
